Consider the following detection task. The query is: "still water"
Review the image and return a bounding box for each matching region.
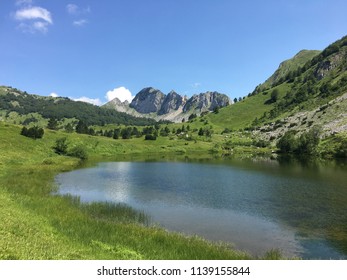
[55,157,347,259]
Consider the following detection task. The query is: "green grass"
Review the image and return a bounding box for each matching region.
[262,50,321,88]
[205,85,288,131]
[1,122,259,260]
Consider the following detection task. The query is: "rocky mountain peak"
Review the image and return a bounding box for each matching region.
[129,87,165,114]
[105,87,231,122]
[158,90,184,115]
[183,91,231,112]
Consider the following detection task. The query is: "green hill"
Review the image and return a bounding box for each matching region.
[0,86,156,126]
[261,49,321,89]
[1,35,347,260]
[207,35,347,139]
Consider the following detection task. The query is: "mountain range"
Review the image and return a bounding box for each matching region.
[103,88,231,122]
[1,35,347,139]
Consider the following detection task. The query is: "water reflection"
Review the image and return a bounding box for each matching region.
[55,158,347,259]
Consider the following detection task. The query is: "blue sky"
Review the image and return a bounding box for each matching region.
[1,0,347,105]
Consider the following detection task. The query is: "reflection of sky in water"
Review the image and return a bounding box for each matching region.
[55,161,347,259]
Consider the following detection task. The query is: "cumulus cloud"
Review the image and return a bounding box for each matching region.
[50,92,58,98]
[106,87,134,103]
[15,6,52,23]
[73,96,102,106]
[14,5,53,33]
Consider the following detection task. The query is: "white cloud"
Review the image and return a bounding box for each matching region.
[32,21,49,33]
[14,6,53,33]
[106,87,134,103]
[73,19,88,27]
[192,82,201,88]
[50,92,58,98]
[73,96,102,106]
[66,4,91,15]
[66,4,79,15]
[15,6,52,24]
[16,0,33,6]
[66,4,90,27]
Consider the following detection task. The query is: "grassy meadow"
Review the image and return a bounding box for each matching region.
[1,122,267,260]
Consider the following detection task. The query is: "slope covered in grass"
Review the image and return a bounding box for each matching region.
[0,122,253,260]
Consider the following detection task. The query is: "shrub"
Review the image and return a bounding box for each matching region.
[144,134,157,140]
[20,126,44,139]
[221,128,231,134]
[53,137,68,155]
[276,131,298,153]
[253,139,269,148]
[188,113,197,121]
[296,126,321,155]
[68,145,88,160]
[277,126,321,155]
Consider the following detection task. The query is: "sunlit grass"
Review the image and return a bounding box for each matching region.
[0,122,258,260]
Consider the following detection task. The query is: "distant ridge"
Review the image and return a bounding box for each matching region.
[104,87,231,122]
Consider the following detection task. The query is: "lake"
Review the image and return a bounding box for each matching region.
[55,156,347,259]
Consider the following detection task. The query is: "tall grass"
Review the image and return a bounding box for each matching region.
[0,123,255,260]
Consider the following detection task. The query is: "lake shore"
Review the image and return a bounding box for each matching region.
[1,123,262,260]
[3,122,346,260]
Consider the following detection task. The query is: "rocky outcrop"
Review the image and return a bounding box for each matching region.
[158,90,184,115]
[129,87,165,114]
[183,91,230,112]
[314,52,345,80]
[105,97,129,113]
[104,87,231,122]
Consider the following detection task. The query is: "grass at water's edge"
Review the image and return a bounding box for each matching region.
[0,123,280,260]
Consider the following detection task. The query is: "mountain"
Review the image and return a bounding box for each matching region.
[0,86,156,126]
[262,49,321,89]
[158,90,184,115]
[207,35,347,139]
[104,87,231,122]
[2,35,347,139]
[130,87,166,114]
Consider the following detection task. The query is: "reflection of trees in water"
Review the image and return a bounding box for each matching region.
[269,155,347,256]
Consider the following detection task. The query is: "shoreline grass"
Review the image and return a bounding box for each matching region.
[0,122,260,260]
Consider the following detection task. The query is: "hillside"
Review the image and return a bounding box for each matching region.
[207,35,347,140]
[1,35,347,157]
[261,49,321,89]
[0,86,157,126]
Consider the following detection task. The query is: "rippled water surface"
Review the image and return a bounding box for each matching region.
[55,158,347,259]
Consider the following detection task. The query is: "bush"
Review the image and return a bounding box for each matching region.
[296,126,321,155]
[68,145,88,160]
[20,126,44,139]
[277,126,321,155]
[335,138,347,158]
[253,139,269,148]
[144,134,157,140]
[221,128,231,134]
[276,131,298,153]
[188,113,197,121]
[53,137,68,155]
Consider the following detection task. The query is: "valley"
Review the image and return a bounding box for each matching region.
[1,35,347,260]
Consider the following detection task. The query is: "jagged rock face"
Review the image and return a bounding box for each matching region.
[183,91,230,112]
[104,87,231,122]
[105,97,129,112]
[158,90,183,115]
[129,87,165,114]
[314,52,345,80]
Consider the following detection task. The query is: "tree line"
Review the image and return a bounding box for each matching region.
[0,90,161,126]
